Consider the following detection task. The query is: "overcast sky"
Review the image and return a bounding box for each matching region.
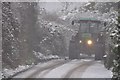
[39,2,63,13]
[38,2,84,13]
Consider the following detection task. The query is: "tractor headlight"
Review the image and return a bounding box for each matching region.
[79,40,82,43]
[87,40,92,45]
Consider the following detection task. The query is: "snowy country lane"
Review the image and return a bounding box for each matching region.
[13,59,68,78]
[13,59,112,78]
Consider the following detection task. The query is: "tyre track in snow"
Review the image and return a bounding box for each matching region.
[42,59,94,78]
[25,59,69,78]
[63,60,94,78]
[33,60,69,78]
[38,60,86,78]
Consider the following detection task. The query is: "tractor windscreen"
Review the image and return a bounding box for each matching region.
[89,23,98,33]
[80,22,89,33]
[80,22,99,33]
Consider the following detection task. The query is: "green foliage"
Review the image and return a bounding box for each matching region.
[2,2,67,69]
[2,2,39,68]
[112,7,120,79]
[2,2,21,68]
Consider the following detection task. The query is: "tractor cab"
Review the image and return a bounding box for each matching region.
[69,18,105,60]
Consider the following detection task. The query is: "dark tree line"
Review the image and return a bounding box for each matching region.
[2,2,66,69]
[112,2,120,79]
[2,2,21,68]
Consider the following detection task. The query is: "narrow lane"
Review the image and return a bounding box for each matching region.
[64,61,94,78]
[43,59,93,78]
[42,59,112,78]
[29,60,68,78]
[13,59,112,78]
[14,59,68,78]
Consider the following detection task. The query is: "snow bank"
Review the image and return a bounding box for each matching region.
[3,65,31,78]
[33,51,60,60]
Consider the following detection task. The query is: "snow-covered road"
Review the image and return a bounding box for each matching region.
[13,59,112,78]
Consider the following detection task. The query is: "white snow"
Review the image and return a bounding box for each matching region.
[81,59,93,62]
[13,59,64,78]
[115,44,119,48]
[60,15,67,20]
[81,61,113,78]
[84,3,91,6]
[43,59,93,78]
[43,60,82,78]
[15,65,30,72]
[42,59,112,78]
[33,51,60,60]
[3,65,31,78]
[103,55,107,58]
[4,59,113,78]
[0,71,2,80]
